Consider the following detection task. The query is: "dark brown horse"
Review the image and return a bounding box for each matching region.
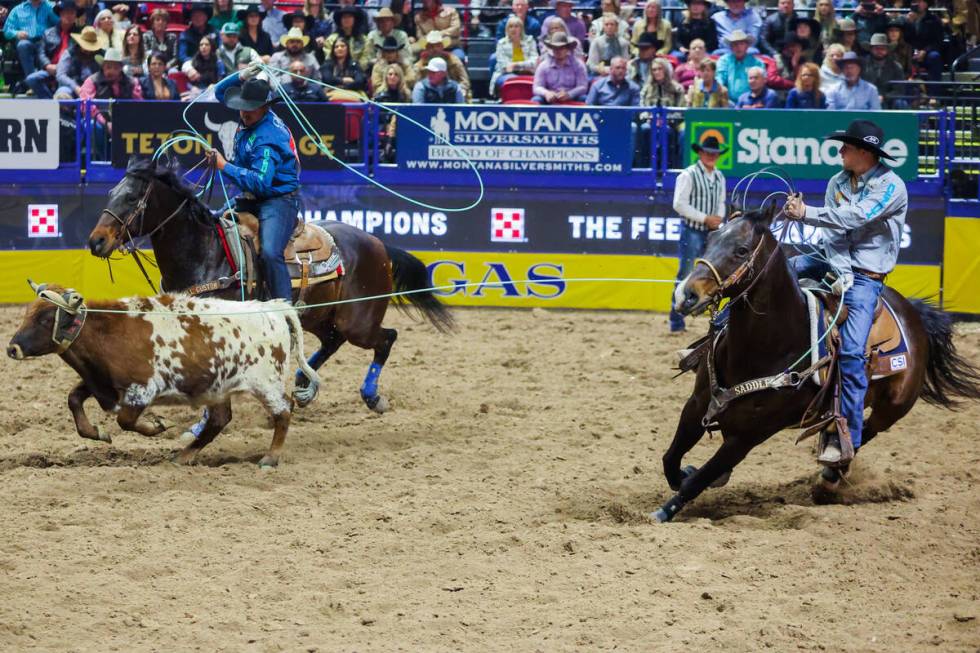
[87,159,453,416]
[656,204,980,522]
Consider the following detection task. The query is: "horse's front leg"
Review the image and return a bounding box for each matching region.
[663,384,709,491]
[653,434,754,523]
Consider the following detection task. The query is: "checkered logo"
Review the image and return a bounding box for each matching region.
[491,208,525,243]
[28,205,59,238]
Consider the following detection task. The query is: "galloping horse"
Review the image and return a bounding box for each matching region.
[657,203,980,522]
[87,159,453,414]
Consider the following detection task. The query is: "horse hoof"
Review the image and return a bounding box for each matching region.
[178,431,197,446]
[258,456,278,469]
[366,395,388,414]
[650,509,671,523]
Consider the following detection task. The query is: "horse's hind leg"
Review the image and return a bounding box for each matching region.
[359,328,398,413]
[173,401,232,465]
[653,435,753,523]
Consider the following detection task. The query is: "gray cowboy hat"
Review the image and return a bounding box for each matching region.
[223,77,278,111]
[825,119,895,160]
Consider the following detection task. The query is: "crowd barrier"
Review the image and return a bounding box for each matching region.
[0,100,977,315]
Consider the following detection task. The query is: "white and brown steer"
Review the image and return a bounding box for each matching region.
[7,285,319,468]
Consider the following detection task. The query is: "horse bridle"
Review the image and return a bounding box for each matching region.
[102,176,189,250]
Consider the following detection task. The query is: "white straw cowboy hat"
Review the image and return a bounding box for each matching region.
[374,7,396,22]
[424,30,452,48]
[725,29,755,44]
[100,47,124,63]
[71,25,106,52]
[279,26,310,48]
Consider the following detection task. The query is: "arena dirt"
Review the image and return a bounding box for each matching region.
[0,304,977,652]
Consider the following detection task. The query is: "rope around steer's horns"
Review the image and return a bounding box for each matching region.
[28,279,86,315]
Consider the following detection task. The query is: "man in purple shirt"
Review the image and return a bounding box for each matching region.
[553,0,587,43]
[533,32,588,103]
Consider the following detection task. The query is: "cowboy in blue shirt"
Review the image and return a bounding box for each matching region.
[5,0,58,84]
[209,71,300,303]
[783,119,907,466]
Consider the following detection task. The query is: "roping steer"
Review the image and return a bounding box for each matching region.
[6,281,319,468]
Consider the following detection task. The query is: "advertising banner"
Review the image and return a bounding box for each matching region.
[0,100,60,169]
[395,105,635,175]
[110,100,346,169]
[685,109,920,180]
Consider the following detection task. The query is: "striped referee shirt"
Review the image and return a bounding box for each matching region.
[672,160,727,230]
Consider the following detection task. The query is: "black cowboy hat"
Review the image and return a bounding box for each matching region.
[825,119,895,160]
[281,11,314,32]
[223,77,279,111]
[183,2,213,20]
[636,32,665,49]
[237,6,265,21]
[54,0,78,15]
[332,5,367,33]
[886,17,906,29]
[789,16,822,37]
[692,135,727,155]
[778,34,809,50]
[380,35,404,52]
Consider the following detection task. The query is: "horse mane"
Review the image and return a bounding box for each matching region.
[125,157,215,225]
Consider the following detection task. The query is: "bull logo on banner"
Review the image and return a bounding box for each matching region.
[204,112,237,161]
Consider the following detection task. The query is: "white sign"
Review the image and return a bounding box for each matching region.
[0,100,60,169]
[28,204,60,238]
[491,208,526,243]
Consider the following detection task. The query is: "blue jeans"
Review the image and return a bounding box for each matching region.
[25,70,54,98]
[790,255,883,450]
[257,192,299,302]
[16,39,41,77]
[669,223,708,331]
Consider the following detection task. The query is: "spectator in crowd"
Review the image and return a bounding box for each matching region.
[70,0,98,28]
[120,24,144,79]
[496,0,541,39]
[53,24,101,98]
[533,31,588,103]
[814,0,839,49]
[217,22,253,74]
[642,58,686,106]
[827,50,881,109]
[674,0,718,58]
[304,0,334,51]
[414,30,470,97]
[674,37,708,88]
[281,11,314,54]
[283,59,325,101]
[836,18,865,57]
[553,0,587,44]
[374,62,411,103]
[320,36,367,97]
[686,58,730,107]
[23,0,77,99]
[769,34,806,91]
[785,61,827,107]
[209,0,238,33]
[94,8,123,51]
[238,6,274,60]
[182,35,224,91]
[628,33,663,87]
[820,43,846,93]
[411,57,465,103]
[80,47,143,135]
[586,55,640,105]
[140,52,178,99]
[849,0,887,44]
[949,0,979,44]
[631,0,672,56]
[372,37,416,91]
[326,6,369,68]
[904,0,943,80]
[414,0,462,56]
[736,65,779,107]
[5,0,59,92]
[885,19,911,73]
[178,5,216,64]
[143,8,178,71]
[366,8,411,70]
[270,28,319,83]
[761,0,797,58]
[260,0,286,47]
[790,16,823,63]
[588,13,632,76]
[670,135,727,333]
[712,0,763,55]
[589,0,629,39]
[863,32,908,107]
[539,16,585,60]
[491,15,538,92]
[715,29,764,100]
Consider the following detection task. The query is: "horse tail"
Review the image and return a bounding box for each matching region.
[384,244,455,333]
[911,298,980,407]
[285,305,319,407]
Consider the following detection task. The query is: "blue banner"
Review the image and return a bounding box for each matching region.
[395,105,635,175]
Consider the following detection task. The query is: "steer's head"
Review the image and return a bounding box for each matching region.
[7,281,84,359]
[673,203,777,316]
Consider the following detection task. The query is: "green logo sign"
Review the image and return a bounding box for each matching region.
[685,110,920,181]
